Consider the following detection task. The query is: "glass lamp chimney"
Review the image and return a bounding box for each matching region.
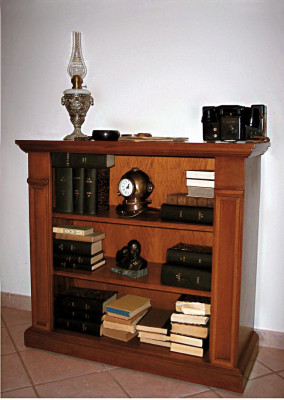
[67,31,87,80]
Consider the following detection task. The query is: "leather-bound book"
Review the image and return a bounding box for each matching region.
[54,167,73,213]
[160,204,213,225]
[166,243,212,268]
[161,263,211,291]
[52,153,115,168]
[84,169,97,215]
[54,317,102,336]
[53,238,103,256]
[97,168,110,211]
[73,168,84,214]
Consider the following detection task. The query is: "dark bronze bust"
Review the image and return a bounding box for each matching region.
[112,239,148,278]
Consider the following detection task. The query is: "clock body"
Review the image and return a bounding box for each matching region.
[116,167,154,217]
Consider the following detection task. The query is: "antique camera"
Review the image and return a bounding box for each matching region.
[202,104,267,142]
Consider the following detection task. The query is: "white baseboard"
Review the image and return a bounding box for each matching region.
[1,291,31,311]
[1,292,284,349]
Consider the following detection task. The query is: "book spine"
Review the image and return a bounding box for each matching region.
[166,194,214,208]
[73,168,84,214]
[54,307,103,322]
[55,296,106,312]
[161,263,211,291]
[105,307,130,317]
[54,168,73,213]
[52,153,115,168]
[53,252,100,265]
[84,169,97,215]
[186,179,215,188]
[160,204,213,225]
[54,317,102,336]
[186,170,215,180]
[53,239,93,255]
[166,248,212,268]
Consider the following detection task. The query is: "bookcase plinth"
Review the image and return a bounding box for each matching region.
[24,325,258,393]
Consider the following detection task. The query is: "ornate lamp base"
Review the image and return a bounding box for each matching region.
[62,89,94,141]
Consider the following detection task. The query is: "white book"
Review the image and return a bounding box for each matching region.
[138,331,170,342]
[187,186,214,198]
[170,333,204,347]
[186,179,215,188]
[170,342,205,357]
[186,171,215,180]
[140,337,171,348]
[170,313,209,325]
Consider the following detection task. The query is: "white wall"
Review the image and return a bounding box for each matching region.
[1,0,284,332]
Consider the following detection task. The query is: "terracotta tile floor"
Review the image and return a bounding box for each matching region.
[1,306,284,398]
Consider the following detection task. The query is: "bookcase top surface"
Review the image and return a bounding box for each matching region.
[15,140,270,158]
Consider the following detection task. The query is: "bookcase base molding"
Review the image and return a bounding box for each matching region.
[16,140,270,394]
[24,326,258,393]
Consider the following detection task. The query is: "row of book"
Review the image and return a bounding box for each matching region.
[53,225,106,271]
[161,242,212,292]
[54,286,210,358]
[52,153,115,215]
[160,170,215,225]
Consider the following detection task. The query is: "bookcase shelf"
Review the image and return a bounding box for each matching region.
[16,139,270,393]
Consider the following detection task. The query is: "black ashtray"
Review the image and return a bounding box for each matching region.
[91,130,120,141]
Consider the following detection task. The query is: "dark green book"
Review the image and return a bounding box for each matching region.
[161,263,211,291]
[84,169,97,215]
[54,168,73,213]
[54,317,102,336]
[166,243,212,268]
[160,204,213,225]
[51,153,115,168]
[54,287,118,313]
[73,168,84,214]
[53,258,106,271]
[53,238,103,256]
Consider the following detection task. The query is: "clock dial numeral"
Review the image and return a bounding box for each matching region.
[119,178,134,197]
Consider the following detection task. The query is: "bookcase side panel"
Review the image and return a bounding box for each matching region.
[28,152,53,331]
[238,156,261,360]
[210,157,246,368]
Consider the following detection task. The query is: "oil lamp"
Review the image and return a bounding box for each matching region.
[62,32,93,140]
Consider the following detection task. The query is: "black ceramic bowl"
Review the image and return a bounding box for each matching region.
[92,130,120,141]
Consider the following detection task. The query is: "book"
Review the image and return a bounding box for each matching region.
[53,238,103,256]
[102,320,137,334]
[84,169,97,215]
[170,313,209,325]
[55,317,102,336]
[53,225,94,236]
[140,337,171,348]
[101,326,138,342]
[103,308,150,325]
[53,257,106,271]
[171,322,209,338]
[97,168,110,211]
[138,331,170,342]
[186,179,215,188]
[186,170,215,180]
[73,167,85,214]
[166,193,214,208]
[170,333,205,347]
[54,287,117,313]
[54,167,73,213]
[187,186,214,198]
[161,264,211,291]
[105,294,151,319]
[54,307,104,322]
[166,243,212,268]
[160,204,213,225]
[175,294,211,315]
[170,342,205,357]
[136,308,172,334]
[53,251,104,266]
[53,231,105,243]
[51,153,115,168]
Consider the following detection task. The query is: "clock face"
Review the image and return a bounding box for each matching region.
[119,178,134,197]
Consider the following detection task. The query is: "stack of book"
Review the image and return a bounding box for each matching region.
[160,243,212,291]
[170,294,211,357]
[53,225,106,271]
[162,170,214,225]
[186,170,215,198]
[102,294,151,342]
[52,152,115,215]
[136,308,172,348]
[54,286,118,336]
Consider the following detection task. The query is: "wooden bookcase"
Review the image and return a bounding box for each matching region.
[15,139,270,393]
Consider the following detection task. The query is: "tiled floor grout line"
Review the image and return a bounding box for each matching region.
[1,318,41,397]
[106,369,131,397]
